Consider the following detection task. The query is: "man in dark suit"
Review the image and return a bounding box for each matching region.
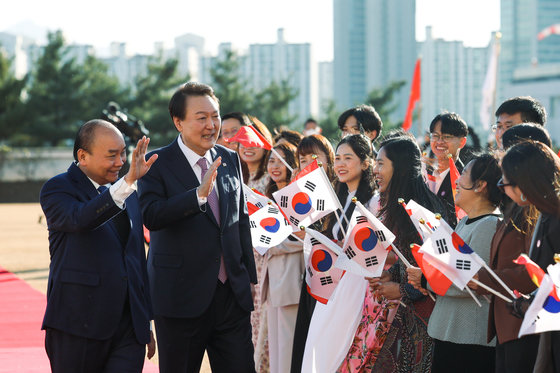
[138,82,257,373]
[426,112,468,228]
[39,120,158,372]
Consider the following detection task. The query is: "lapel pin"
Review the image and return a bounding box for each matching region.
[222,163,227,167]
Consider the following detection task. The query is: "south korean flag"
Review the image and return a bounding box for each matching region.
[419,226,484,289]
[336,206,395,278]
[273,160,342,232]
[243,184,271,215]
[303,228,345,304]
[249,203,293,255]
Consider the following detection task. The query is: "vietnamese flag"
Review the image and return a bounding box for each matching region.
[225,124,272,150]
[411,243,452,296]
[514,254,546,288]
[402,58,421,131]
[448,155,467,221]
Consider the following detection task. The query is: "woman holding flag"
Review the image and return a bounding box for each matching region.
[499,140,560,371]
[261,142,304,373]
[367,135,447,372]
[464,141,541,373]
[419,153,501,372]
[301,134,380,372]
[291,133,336,373]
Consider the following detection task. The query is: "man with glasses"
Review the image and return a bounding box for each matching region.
[493,96,547,150]
[427,112,468,228]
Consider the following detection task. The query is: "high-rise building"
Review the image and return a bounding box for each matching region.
[333,0,416,123]
[499,0,560,100]
[246,28,316,125]
[420,27,489,136]
[318,61,334,116]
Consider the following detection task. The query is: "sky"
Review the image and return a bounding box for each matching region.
[2,0,500,61]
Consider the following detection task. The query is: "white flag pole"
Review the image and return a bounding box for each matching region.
[333,210,347,241]
[464,287,482,307]
[270,147,293,172]
[478,261,516,299]
[471,278,513,303]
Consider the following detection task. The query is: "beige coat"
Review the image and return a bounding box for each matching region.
[260,238,304,307]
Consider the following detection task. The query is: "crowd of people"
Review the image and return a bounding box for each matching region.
[39,82,559,373]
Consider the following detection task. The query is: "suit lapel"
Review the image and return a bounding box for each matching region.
[68,163,122,241]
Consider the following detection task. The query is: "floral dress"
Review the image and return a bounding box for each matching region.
[248,174,270,372]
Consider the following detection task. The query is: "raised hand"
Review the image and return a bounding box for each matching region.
[125,136,158,185]
[198,157,221,198]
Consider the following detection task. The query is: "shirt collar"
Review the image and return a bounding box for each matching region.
[177,135,213,168]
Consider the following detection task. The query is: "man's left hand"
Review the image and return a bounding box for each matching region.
[125,136,158,185]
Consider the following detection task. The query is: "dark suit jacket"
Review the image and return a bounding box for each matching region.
[433,158,464,228]
[138,140,257,318]
[477,220,535,344]
[39,163,152,344]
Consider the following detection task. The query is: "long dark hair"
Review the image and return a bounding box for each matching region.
[264,142,298,198]
[325,135,377,239]
[297,134,336,181]
[378,136,448,250]
[465,152,503,207]
[502,141,560,218]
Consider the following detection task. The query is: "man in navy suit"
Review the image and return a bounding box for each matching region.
[40,120,158,372]
[138,82,257,373]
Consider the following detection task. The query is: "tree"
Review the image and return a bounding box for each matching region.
[318,100,340,143]
[208,50,253,115]
[125,56,187,146]
[251,79,298,128]
[208,49,298,130]
[0,50,27,144]
[364,80,406,131]
[24,30,124,146]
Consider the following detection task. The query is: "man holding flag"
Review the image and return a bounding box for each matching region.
[426,112,468,228]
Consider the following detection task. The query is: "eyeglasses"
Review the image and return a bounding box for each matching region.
[491,124,514,133]
[497,177,515,193]
[429,133,457,142]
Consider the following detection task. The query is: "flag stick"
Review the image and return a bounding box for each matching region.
[465,287,482,307]
[479,261,516,299]
[270,147,294,172]
[290,234,304,244]
[427,291,436,302]
[333,210,347,241]
[471,279,513,303]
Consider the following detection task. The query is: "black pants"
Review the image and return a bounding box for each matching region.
[432,339,495,373]
[495,334,540,373]
[45,301,144,373]
[155,280,255,373]
[290,278,316,373]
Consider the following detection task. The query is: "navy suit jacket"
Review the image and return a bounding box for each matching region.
[39,163,152,344]
[138,140,257,318]
[432,158,464,228]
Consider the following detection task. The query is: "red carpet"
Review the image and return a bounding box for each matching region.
[0,267,158,372]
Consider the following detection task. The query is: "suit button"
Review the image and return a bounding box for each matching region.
[84,323,88,329]
[122,276,128,281]
[215,258,219,263]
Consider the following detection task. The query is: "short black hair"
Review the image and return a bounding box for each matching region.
[73,120,116,161]
[429,112,468,137]
[168,82,219,121]
[274,127,304,147]
[337,105,383,139]
[495,96,547,126]
[221,112,251,126]
[502,123,552,149]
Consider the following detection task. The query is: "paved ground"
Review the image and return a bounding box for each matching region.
[0,203,212,372]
